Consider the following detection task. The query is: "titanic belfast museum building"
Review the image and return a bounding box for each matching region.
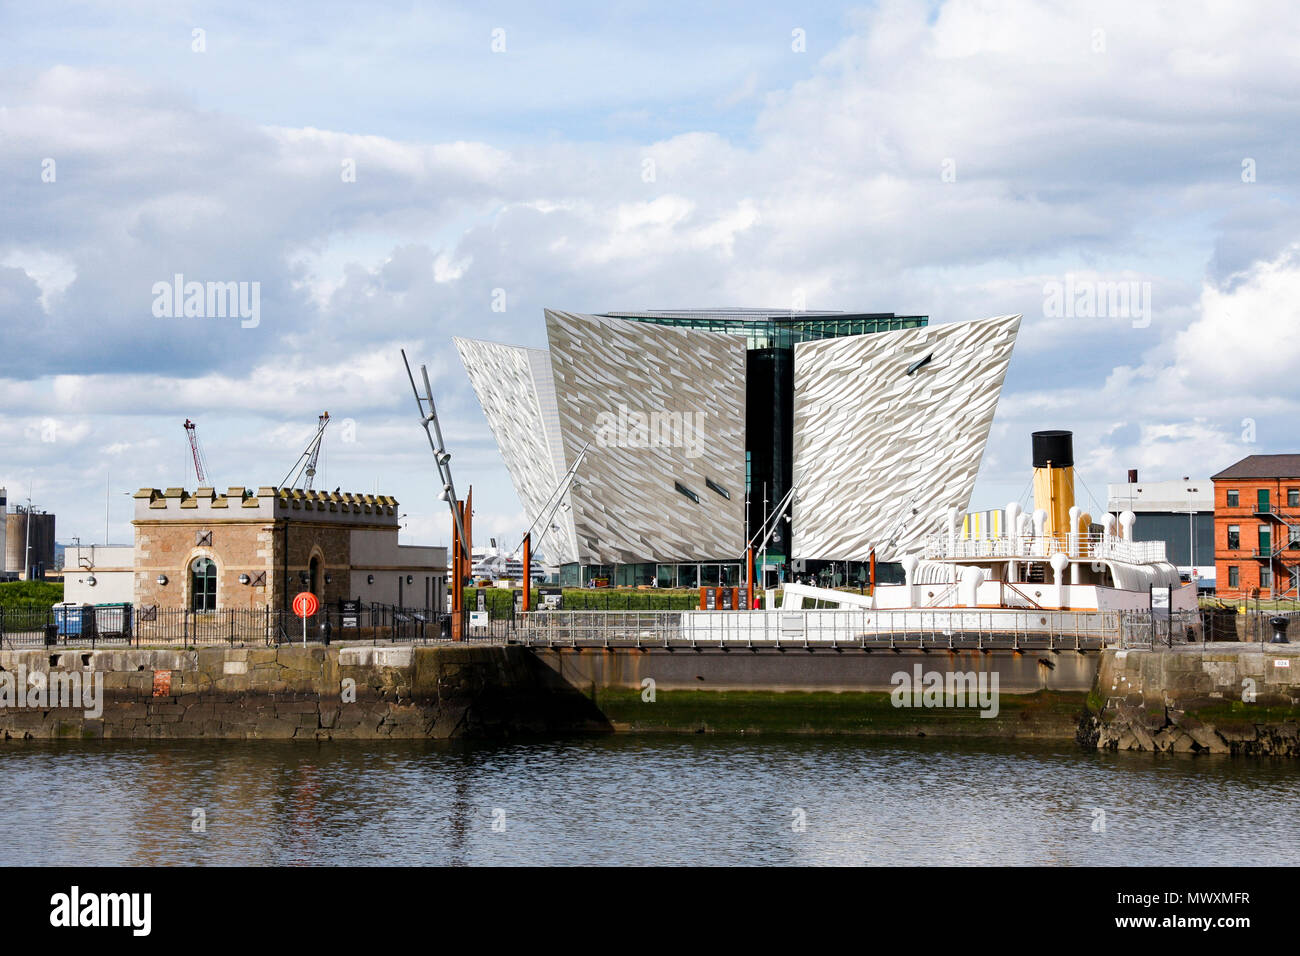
[455,308,1020,589]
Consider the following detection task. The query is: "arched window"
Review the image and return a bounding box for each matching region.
[191,557,217,612]
[309,555,321,598]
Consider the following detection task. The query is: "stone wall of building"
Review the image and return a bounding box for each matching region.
[129,485,443,612]
[134,519,274,610]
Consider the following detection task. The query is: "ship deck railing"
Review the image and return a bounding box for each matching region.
[923,533,1167,565]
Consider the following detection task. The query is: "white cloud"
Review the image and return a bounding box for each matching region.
[1,250,76,312]
[3,0,1300,543]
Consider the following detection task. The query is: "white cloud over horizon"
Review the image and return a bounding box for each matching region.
[2,0,1299,551]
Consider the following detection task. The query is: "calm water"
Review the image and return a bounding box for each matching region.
[1,737,1296,866]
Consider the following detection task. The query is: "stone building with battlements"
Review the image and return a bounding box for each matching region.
[116,486,447,613]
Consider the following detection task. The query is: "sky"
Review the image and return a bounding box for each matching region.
[1,0,1298,555]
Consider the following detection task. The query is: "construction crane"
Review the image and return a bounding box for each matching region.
[279,412,330,490]
[183,419,210,485]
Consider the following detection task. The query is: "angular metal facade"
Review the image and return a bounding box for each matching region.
[452,337,578,565]
[544,309,747,564]
[791,314,1022,562]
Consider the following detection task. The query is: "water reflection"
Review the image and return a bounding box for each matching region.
[1,737,1297,866]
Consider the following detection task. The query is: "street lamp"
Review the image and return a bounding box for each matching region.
[1184,483,1198,585]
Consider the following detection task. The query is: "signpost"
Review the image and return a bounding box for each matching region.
[339,598,360,629]
[293,591,320,646]
[1151,585,1171,646]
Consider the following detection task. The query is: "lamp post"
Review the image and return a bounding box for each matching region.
[1184,483,1198,588]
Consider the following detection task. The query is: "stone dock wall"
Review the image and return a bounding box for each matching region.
[1087,644,1300,756]
[6,640,1296,749]
[531,645,1096,738]
[0,643,1097,741]
[0,644,609,740]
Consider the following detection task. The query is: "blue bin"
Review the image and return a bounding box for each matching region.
[53,604,85,636]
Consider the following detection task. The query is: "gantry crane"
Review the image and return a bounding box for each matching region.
[183,419,210,485]
[279,412,331,490]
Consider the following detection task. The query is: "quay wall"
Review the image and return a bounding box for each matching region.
[11,640,1298,750]
[0,643,1097,741]
[1088,644,1300,755]
[0,644,609,741]
[532,645,1094,737]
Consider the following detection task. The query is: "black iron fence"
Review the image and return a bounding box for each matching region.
[0,603,457,648]
[1117,609,1203,648]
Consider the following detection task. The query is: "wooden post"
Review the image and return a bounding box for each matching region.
[464,488,473,642]
[451,499,463,642]
[465,486,473,573]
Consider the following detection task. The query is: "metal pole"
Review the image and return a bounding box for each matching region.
[24,482,32,580]
[401,350,471,569]
[522,532,531,616]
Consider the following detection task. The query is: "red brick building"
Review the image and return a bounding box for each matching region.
[1211,455,1300,599]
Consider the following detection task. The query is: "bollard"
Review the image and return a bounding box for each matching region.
[1269,616,1290,644]
[319,618,332,646]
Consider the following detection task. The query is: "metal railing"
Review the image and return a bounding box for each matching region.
[508,607,1136,650]
[923,532,1166,564]
[0,603,1224,651]
[1252,502,1300,521]
[1115,609,1203,648]
[1250,539,1299,560]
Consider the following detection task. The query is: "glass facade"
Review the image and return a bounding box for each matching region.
[559,561,740,590]
[605,310,926,350]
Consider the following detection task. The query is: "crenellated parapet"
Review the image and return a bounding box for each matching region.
[132,486,400,525]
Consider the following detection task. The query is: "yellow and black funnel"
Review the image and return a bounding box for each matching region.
[1031,430,1075,542]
